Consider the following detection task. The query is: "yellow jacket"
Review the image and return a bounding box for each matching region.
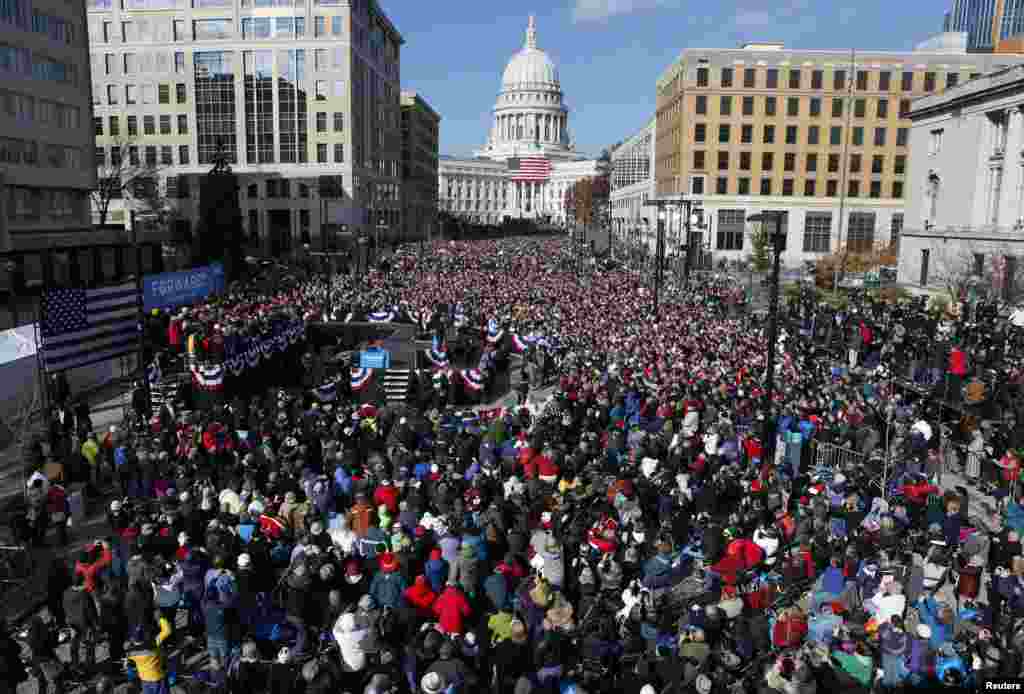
[81,439,100,467]
[128,617,172,682]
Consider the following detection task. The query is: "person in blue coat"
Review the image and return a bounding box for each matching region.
[917,596,953,649]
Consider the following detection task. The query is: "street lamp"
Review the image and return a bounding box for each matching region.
[746,210,787,465]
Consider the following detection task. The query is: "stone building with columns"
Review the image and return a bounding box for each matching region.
[438,16,601,227]
[897,63,1024,300]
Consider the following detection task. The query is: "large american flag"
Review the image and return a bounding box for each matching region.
[508,156,552,182]
[41,282,140,372]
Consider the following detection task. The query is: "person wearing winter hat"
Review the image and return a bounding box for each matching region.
[368,552,407,610]
[432,581,472,635]
[404,575,437,619]
[425,547,447,595]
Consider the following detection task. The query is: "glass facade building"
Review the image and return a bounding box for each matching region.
[945,0,1024,52]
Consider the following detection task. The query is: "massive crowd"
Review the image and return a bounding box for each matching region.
[5,236,1024,694]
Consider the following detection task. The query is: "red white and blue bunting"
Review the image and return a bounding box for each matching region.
[224,321,306,376]
[368,310,397,323]
[191,364,225,391]
[351,367,374,392]
[425,344,449,368]
[511,334,533,353]
[460,368,485,392]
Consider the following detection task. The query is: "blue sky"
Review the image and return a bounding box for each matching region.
[385,0,947,159]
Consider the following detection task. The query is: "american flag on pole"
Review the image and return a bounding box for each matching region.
[40,282,140,372]
[508,156,552,182]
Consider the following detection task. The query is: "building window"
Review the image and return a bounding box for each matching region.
[333,112,344,131]
[871,155,884,174]
[899,99,911,117]
[869,180,881,198]
[158,84,170,104]
[765,96,776,116]
[716,177,728,194]
[848,211,876,251]
[175,51,185,74]
[109,116,120,136]
[947,72,959,89]
[879,71,891,91]
[785,125,798,144]
[807,125,820,145]
[848,180,860,198]
[811,69,823,90]
[741,124,753,144]
[831,97,843,118]
[834,69,846,90]
[718,124,730,143]
[695,95,707,114]
[94,117,103,136]
[896,128,908,147]
[890,212,903,248]
[315,80,328,100]
[920,248,930,286]
[717,151,729,170]
[809,97,821,117]
[738,177,750,194]
[891,181,903,199]
[789,69,801,89]
[804,179,816,196]
[179,145,189,164]
[742,95,754,116]
[693,150,705,169]
[143,115,155,135]
[334,143,344,162]
[852,127,864,146]
[716,209,745,250]
[694,123,707,143]
[829,126,842,146]
[876,98,888,119]
[894,155,906,175]
[850,154,861,172]
[690,176,704,194]
[316,111,327,132]
[803,212,832,252]
[828,154,840,173]
[743,68,756,88]
[766,68,778,88]
[762,152,773,170]
[145,145,157,166]
[760,178,772,195]
[787,97,799,117]
[721,67,733,87]
[720,96,731,116]
[782,179,794,196]
[159,115,171,134]
[901,71,913,91]
[160,145,172,165]
[924,72,935,92]
[854,98,866,118]
[195,51,238,165]
[739,151,751,170]
[763,125,775,144]
[807,153,818,172]
[95,147,105,167]
[826,180,838,197]
[856,70,868,91]
[696,67,708,87]
[784,152,796,172]
[177,114,188,134]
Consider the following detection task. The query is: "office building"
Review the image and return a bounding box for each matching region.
[87,0,404,257]
[438,16,602,228]
[400,90,440,242]
[944,0,1024,53]
[654,42,1023,266]
[1,0,97,286]
[897,64,1024,300]
[610,117,657,249]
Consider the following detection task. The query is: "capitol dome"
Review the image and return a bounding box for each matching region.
[501,15,559,89]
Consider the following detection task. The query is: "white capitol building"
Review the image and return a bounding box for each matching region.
[438,16,602,227]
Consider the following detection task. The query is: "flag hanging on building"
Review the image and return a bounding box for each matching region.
[508,156,552,182]
[40,282,140,372]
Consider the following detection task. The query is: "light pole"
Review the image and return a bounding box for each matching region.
[747,211,787,466]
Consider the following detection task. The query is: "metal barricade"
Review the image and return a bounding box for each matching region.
[809,440,868,473]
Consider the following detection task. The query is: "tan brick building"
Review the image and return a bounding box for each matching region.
[654,43,1023,264]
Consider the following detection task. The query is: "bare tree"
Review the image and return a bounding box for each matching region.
[92,137,165,226]
[931,241,1024,305]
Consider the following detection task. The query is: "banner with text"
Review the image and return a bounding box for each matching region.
[143,263,225,312]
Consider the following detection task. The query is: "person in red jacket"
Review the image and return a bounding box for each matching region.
[947,343,968,403]
[404,575,437,619]
[432,582,471,635]
[74,540,112,593]
[373,479,399,515]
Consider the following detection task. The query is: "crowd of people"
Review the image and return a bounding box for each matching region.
[5,235,1024,694]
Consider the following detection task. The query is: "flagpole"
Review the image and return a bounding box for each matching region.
[132,218,147,391]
